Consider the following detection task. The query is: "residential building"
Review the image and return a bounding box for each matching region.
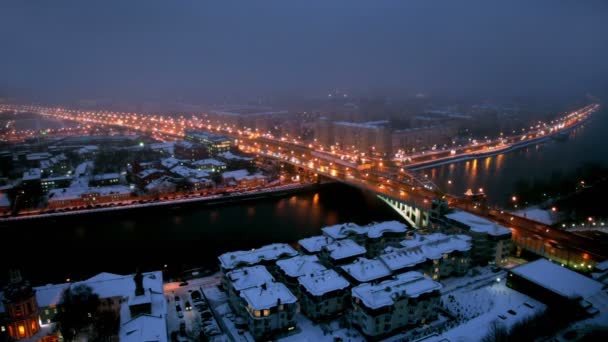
[224,266,275,317]
[184,131,232,156]
[191,158,226,172]
[443,211,511,266]
[47,185,133,209]
[218,243,299,274]
[298,235,334,255]
[40,176,72,193]
[351,272,442,338]
[221,169,267,188]
[297,269,350,321]
[319,239,366,266]
[322,221,408,257]
[341,258,393,285]
[239,282,298,340]
[276,255,326,290]
[216,151,254,169]
[174,141,208,161]
[89,173,121,187]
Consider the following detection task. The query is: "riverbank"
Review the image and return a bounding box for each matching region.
[0,181,323,223]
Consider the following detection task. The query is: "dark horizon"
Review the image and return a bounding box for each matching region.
[1,0,607,105]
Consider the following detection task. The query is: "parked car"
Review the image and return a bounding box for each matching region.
[185,301,192,311]
[200,310,213,320]
[191,290,202,301]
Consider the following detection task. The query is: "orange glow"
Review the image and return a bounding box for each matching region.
[18,325,25,337]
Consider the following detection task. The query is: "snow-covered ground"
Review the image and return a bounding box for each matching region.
[431,279,546,342]
[513,206,559,225]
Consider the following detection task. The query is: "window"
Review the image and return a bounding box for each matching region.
[263,309,270,317]
[254,310,261,317]
[45,309,49,315]
[18,325,25,337]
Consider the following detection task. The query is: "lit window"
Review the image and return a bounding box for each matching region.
[18,325,25,337]
[263,309,270,317]
[254,310,261,317]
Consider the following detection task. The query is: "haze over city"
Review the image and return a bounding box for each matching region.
[1,1,607,342]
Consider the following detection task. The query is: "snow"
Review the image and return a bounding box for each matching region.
[221,169,265,181]
[0,193,10,207]
[48,184,132,201]
[218,243,298,271]
[595,259,608,272]
[509,259,604,299]
[298,269,350,297]
[436,280,546,342]
[160,157,182,169]
[278,314,365,342]
[137,168,164,179]
[170,165,210,179]
[120,314,167,342]
[240,282,297,311]
[226,266,275,291]
[276,255,326,279]
[513,207,558,225]
[324,239,366,261]
[217,151,253,161]
[445,211,511,236]
[22,168,42,181]
[351,272,442,310]
[341,257,392,283]
[321,222,366,240]
[34,283,70,307]
[72,271,163,300]
[379,247,428,271]
[298,235,334,254]
[192,158,226,167]
[367,220,408,238]
[90,173,120,181]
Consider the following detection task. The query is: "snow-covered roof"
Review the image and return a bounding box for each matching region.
[399,233,472,259]
[76,145,99,154]
[379,248,427,272]
[298,269,350,297]
[445,211,511,236]
[170,165,209,179]
[192,158,226,167]
[276,255,326,278]
[91,173,120,181]
[513,207,557,225]
[221,169,265,181]
[595,260,608,272]
[324,239,366,261]
[367,221,408,238]
[22,168,42,181]
[160,157,181,169]
[120,314,167,342]
[48,185,132,201]
[217,151,253,161]
[226,266,275,291]
[74,161,93,178]
[26,152,52,161]
[510,259,604,300]
[71,271,163,299]
[219,243,298,270]
[137,168,163,179]
[298,235,334,253]
[341,258,392,283]
[352,272,442,310]
[321,223,367,240]
[34,283,70,307]
[240,282,297,311]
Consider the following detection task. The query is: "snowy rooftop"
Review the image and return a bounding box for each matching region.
[298,235,334,253]
[0,193,10,207]
[321,222,367,240]
[352,272,442,310]
[48,185,131,201]
[120,314,167,342]
[366,221,408,238]
[445,211,511,236]
[379,248,428,271]
[71,271,164,299]
[192,158,226,167]
[34,283,70,307]
[219,243,298,270]
[298,269,350,297]
[510,259,604,300]
[91,173,120,181]
[276,255,326,278]
[240,282,297,311]
[398,233,472,260]
[341,258,392,283]
[218,151,253,161]
[595,260,608,272]
[160,157,182,169]
[22,168,42,181]
[222,169,265,181]
[226,266,275,291]
[170,165,209,179]
[74,161,93,177]
[137,168,163,179]
[324,239,366,261]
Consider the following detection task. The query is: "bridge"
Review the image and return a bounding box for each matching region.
[2,103,605,267]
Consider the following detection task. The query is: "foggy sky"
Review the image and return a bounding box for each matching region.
[1,0,607,103]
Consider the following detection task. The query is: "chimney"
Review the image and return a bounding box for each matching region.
[134,269,144,296]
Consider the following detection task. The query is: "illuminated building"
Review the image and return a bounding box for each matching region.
[1,270,40,340]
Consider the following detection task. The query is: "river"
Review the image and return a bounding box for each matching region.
[423,108,608,206]
[0,183,402,285]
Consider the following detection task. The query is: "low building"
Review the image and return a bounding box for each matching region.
[351,272,442,338]
[224,266,275,317]
[133,168,165,187]
[276,255,326,290]
[47,185,133,209]
[41,176,72,193]
[217,151,254,169]
[507,259,604,318]
[239,282,298,340]
[341,258,393,285]
[218,243,299,273]
[34,283,70,325]
[443,211,511,266]
[322,221,408,257]
[297,269,350,321]
[89,173,121,187]
[184,131,232,156]
[191,158,226,172]
[319,239,366,266]
[159,157,184,170]
[298,235,334,255]
[221,169,267,189]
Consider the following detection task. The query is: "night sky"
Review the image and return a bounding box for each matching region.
[1,0,607,103]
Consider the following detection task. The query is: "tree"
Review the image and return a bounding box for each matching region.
[56,284,100,341]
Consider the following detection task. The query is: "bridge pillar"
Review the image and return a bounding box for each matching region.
[377,195,430,229]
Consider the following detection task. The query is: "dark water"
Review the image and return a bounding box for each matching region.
[1,184,401,285]
[425,109,608,206]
